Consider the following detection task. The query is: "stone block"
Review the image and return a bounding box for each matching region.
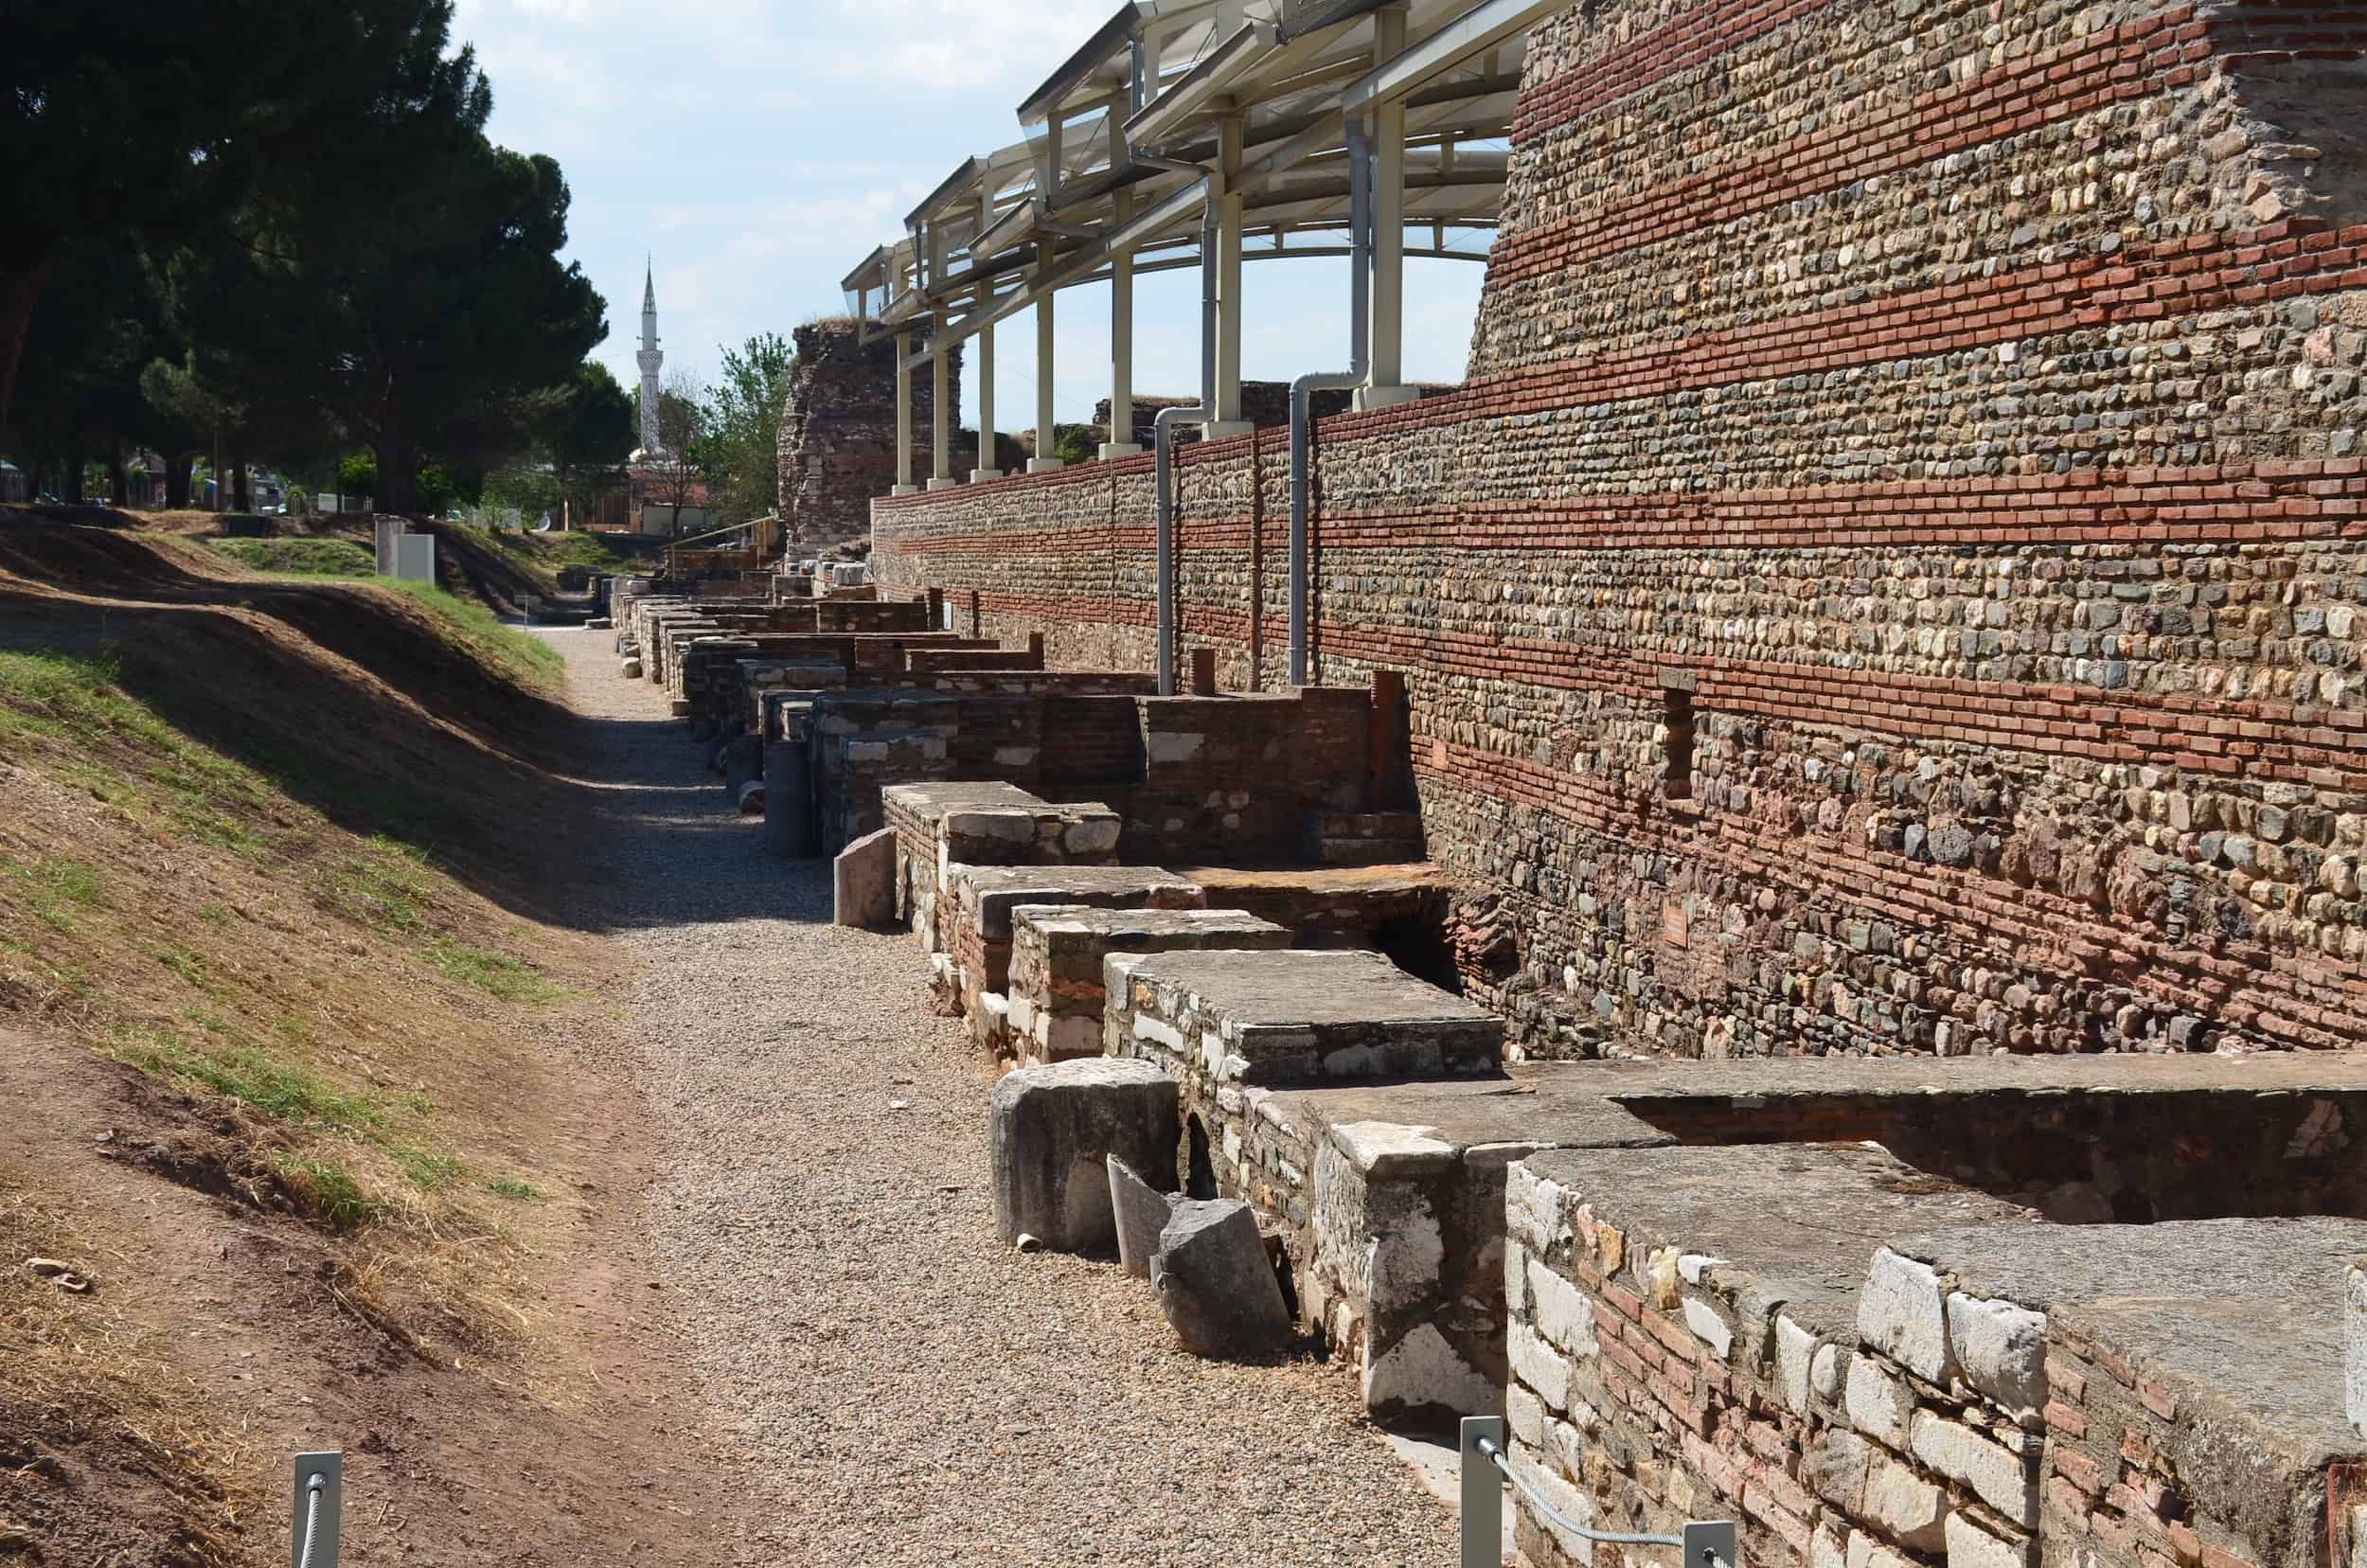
[1859,1248,1956,1382]
[989,1059,1181,1252]
[1861,1451,1949,1552]
[1107,1155,1175,1280]
[1506,1381,1546,1449]
[1848,1528,1924,1568]
[1947,1292,2047,1416]
[1911,1410,2033,1525]
[1529,1256,1598,1359]
[1508,1318,1574,1411]
[1776,1315,1819,1414]
[1682,1296,1733,1360]
[1846,1355,1916,1448]
[1149,1198,1292,1357]
[2349,1261,2367,1439]
[1944,1513,2033,1568]
[832,826,896,926]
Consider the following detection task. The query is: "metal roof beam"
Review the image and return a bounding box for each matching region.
[1342,0,1559,112]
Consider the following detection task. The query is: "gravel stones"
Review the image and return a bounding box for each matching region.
[543,628,1452,1565]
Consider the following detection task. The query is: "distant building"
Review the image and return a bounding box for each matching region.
[626,263,708,536]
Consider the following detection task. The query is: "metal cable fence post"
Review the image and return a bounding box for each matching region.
[290,1452,342,1568]
[1460,1416,1504,1568]
[1460,1417,1739,1568]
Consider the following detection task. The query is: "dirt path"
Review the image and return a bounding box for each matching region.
[544,627,1459,1566]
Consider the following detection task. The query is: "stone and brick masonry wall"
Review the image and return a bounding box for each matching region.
[872,0,2367,1060]
[1503,1148,2363,1568]
[778,320,961,548]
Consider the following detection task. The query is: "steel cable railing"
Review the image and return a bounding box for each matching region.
[1459,1417,1737,1568]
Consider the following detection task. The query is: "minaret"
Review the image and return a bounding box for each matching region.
[635,261,665,455]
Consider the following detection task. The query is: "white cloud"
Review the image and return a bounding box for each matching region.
[457,0,1486,413]
[828,0,1114,91]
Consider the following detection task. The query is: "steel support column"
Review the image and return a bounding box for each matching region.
[928,347,954,489]
[892,330,917,493]
[1362,5,1418,409]
[1028,260,1062,472]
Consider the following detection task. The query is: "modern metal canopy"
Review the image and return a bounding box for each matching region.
[839,0,1549,370]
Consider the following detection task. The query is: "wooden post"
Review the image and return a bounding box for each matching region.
[1189,647,1218,696]
[1370,668,1407,810]
[1027,631,1044,664]
[970,589,982,638]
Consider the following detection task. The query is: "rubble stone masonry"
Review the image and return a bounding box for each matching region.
[780,320,960,548]
[872,0,2367,1060]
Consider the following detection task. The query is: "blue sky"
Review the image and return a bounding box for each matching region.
[451,0,1486,428]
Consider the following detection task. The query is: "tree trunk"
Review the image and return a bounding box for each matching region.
[109,455,129,506]
[230,454,250,511]
[64,444,85,504]
[166,453,193,508]
[0,263,51,450]
[375,437,417,515]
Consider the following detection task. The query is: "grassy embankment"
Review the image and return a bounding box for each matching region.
[0,523,631,1559]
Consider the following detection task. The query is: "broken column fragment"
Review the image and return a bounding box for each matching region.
[1107,1155,1176,1280]
[989,1059,1180,1253]
[1149,1198,1293,1358]
[832,826,896,927]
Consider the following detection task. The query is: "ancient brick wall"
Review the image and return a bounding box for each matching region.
[873,0,2367,1060]
[778,320,961,549]
[1502,1151,2358,1568]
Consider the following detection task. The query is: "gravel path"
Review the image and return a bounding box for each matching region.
[541,627,1458,1566]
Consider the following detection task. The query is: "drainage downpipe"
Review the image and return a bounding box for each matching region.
[1287,113,1373,687]
[1153,189,1220,696]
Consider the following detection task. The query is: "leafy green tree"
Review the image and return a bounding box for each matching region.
[137,356,227,508]
[701,332,796,528]
[7,237,161,500]
[532,360,632,517]
[0,0,360,443]
[634,371,714,527]
[173,3,606,515]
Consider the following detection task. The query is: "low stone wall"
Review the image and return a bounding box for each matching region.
[1006,906,1290,1065]
[877,780,1125,955]
[879,781,1047,948]
[1503,1145,2367,1568]
[818,717,955,850]
[1103,946,1505,1411]
[943,864,1204,1056]
[1122,688,1372,865]
[806,683,1381,859]
[741,659,846,735]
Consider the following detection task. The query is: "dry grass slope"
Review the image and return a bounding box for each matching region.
[0,513,715,1566]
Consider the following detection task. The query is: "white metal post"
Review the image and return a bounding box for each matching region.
[1210,113,1251,435]
[892,330,917,492]
[1029,262,1062,472]
[291,1451,342,1568]
[1364,4,1416,408]
[974,183,999,481]
[972,324,996,481]
[929,347,954,489]
[1105,192,1139,457]
[1104,90,1141,458]
[1460,1417,1504,1568]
